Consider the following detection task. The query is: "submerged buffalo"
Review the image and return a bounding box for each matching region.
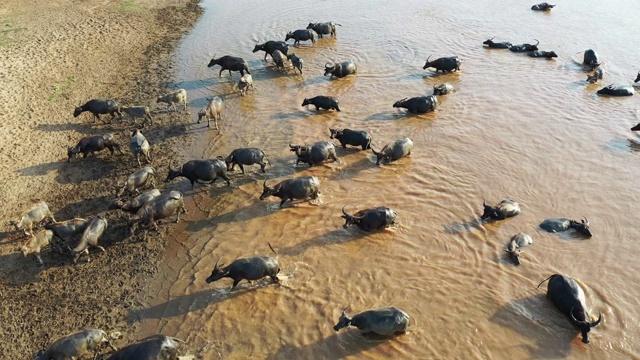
[504,233,533,265]
[307,22,341,38]
[260,176,320,207]
[289,141,338,167]
[433,83,453,96]
[509,40,539,52]
[252,41,289,60]
[483,37,512,49]
[341,206,397,231]
[330,128,371,150]
[422,56,461,72]
[635,71,640,83]
[224,148,269,174]
[539,217,592,237]
[302,96,340,111]
[531,2,555,11]
[165,159,230,188]
[537,274,602,344]
[206,243,280,289]
[393,95,438,114]
[583,49,601,70]
[207,55,250,77]
[480,199,521,220]
[334,306,409,336]
[597,84,634,96]
[324,61,357,78]
[371,137,413,165]
[527,50,558,59]
[587,68,604,83]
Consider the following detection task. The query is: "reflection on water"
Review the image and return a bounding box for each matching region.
[134,0,640,358]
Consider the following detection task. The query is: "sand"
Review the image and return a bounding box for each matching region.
[0,0,202,357]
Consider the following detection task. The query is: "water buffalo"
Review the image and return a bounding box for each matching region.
[289,141,338,166]
[12,201,56,236]
[422,56,461,72]
[632,123,640,131]
[252,41,289,60]
[285,29,316,45]
[537,274,602,344]
[334,306,409,336]
[635,71,640,83]
[528,50,558,59]
[509,39,539,52]
[302,96,340,111]
[531,2,555,11]
[234,74,255,96]
[271,49,287,69]
[165,159,230,188]
[287,53,303,74]
[330,128,371,150]
[198,96,224,130]
[480,199,521,220]
[539,217,592,237]
[43,217,88,249]
[35,329,117,360]
[393,95,438,114]
[206,243,279,290]
[116,166,156,197]
[371,137,413,165]
[106,334,184,360]
[583,49,600,70]
[324,61,357,78]
[110,189,161,214]
[597,84,634,96]
[307,22,341,38]
[483,37,512,49]
[225,148,269,174]
[587,68,604,83]
[129,190,187,236]
[207,55,250,77]
[68,134,122,162]
[71,214,107,263]
[504,233,533,265]
[130,129,151,167]
[341,206,397,231]
[20,229,54,265]
[259,176,320,207]
[433,83,453,96]
[73,99,122,123]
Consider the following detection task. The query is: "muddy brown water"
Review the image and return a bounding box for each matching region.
[133,0,640,358]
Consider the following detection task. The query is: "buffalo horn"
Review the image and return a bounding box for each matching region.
[214,259,219,271]
[483,199,487,207]
[341,205,350,217]
[370,147,379,156]
[341,306,350,317]
[426,55,432,63]
[289,143,295,149]
[263,178,269,189]
[212,53,217,60]
[590,312,602,327]
[325,62,332,69]
[534,39,539,46]
[583,216,589,225]
[569,307,582,326]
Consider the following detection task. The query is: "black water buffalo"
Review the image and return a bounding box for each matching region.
[165,159,230,188]
[531,2,555,11]
[341,206,397,231]
[631,123,640,131]
[330,128,371,150]
[504,233,533,265]
[393,95,438,114]
[527,50,558,58]
[509,39,539,52]
[537,274,602,344]
[224,148,269,173]
[483,37,512,49]
[289,141,338,166]
[35,329,117,360]
[110,189,161,214]
[302,96,340,111]
[285,29,316,45]
[635,71,640,83]
[67,134,122,162]
[422,56,461,72]
[371,137,413,165]
[587,68,604,83]
[206,243,279,289]
[583,49,600,70]
[334,306,409,336]
[129,190,186,236]
[597,84,634,96]
[539,217,592,237]
[207,55,250,77]
[287,53,303,74]
[433,83,453,95]
[252,40,289,60]
[106,335,184,360]
[307,22,341,38]
[480,199,521,220]
[324,61,357,78]
[73,99,122,123]
[260,176,320,207]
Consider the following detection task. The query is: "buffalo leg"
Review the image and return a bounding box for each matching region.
[219,68,224,77]
[231,279,241,289]
[238,164,245,174]
[97,245,106,253]
[279,198,288,207]
[270,275,279,283]
[222,173,231,186]
[259,162,266,172]
[228,69,232,77]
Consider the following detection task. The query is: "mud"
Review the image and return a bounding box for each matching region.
[0,0,203,358]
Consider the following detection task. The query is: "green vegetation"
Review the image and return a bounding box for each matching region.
[48,75,76,102]
[119,0,139,13]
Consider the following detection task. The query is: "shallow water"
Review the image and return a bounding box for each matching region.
[135,0,640,358]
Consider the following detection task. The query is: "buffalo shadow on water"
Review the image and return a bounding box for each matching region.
[364,111,407,122]
[489,294,576,359]
[270,110,315,121]
[279,227,370,257]
[266,329,389,360]
[626,138,640,153]
[443,218,483,235]
[127,282,275,323]
[327,156,376,181]
[184,200,274,234]
[422,70,461,80]
[172,77,217,92]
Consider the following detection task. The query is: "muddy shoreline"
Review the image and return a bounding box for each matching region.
[0,1,203,357]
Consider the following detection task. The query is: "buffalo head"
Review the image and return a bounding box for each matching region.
[503,248,522,265]
[392,98,408,109]
[570,217,592,237]
[207,54,219,68]
[422,55,433,70]
[631,122,640,131]
[289,143,308,156]
[525,39,540,51]
[259,179,278,200]
[570,308,602,344]
[206,260,227,283]
[482,37,495,46]
[341,206,365,229]
[329,128,342,139]
[333,306,352,331]
[301,98,311,107]
[306,23,316,30]
[67,147,77,162]
[164,161,183,183]
[371,145,389,165]
[635,71,640,83]
[285,32,294,42]
[324,63,338,76]
[481,199,497,220]
[252,44,263,53]
[73,106,83,117]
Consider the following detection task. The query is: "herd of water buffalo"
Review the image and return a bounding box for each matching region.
[10,2,638,357]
